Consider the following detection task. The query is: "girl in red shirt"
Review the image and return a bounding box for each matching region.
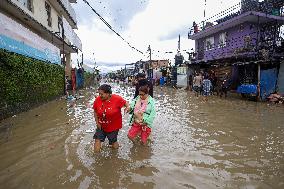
[93,84,130,152]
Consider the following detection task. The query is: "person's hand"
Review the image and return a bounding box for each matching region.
[142,125,148,131]
[96,123,102,130]
[124,106,131,114]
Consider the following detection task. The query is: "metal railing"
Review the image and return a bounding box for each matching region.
[62,17,82,50]
[189,0,284,36]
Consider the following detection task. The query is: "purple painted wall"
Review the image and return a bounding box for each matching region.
[196,23,258,62]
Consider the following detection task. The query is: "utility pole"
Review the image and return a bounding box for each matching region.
[81,53,83,67]
[148,45,152,61]
[203,0,207,29]
[148,45,152,79]
[60,21,66,95]
[178,34,181,52]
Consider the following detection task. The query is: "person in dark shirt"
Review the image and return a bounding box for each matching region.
[134,73,153,98]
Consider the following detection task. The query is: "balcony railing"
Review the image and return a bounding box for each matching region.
[189,0,284,36]
[63,17,82,51]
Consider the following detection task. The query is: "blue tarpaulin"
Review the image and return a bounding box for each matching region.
[277,63,284,94]
[237,84,257,94]
[260,68,277,100]
[76,68,84,89]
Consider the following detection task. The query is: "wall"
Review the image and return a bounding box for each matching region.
[196,23,258,62]
[33,0,60,32]
[8,0,82,51]
[0,12,61,64]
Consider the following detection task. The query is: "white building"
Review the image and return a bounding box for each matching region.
[0,0,82,77]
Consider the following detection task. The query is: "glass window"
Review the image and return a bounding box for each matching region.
[219,32,227,48]
[58,16,63,35]
[18,0,33,12]
[205,36,214,51]
[45,2,52,27]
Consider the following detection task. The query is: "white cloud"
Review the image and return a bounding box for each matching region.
[73,0,242,72]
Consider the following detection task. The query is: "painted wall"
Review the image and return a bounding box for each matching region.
[9,0,81,50]
[10,0,59,32]
[0,12,61,64]
[33,0,60,32]
[196,23,258,62]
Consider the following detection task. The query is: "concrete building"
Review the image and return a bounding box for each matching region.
[0,0,82,77]
[188,0,284,100]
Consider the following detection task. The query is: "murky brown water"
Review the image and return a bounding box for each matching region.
[0,83,284,189]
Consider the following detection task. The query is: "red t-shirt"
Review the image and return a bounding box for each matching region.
[93,94,126,132]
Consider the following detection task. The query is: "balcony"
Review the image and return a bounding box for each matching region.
[189,0,284,40]
[1,0,81,53]
[5,0,78,29]
[62,17,82,51]
[49,0,77,29]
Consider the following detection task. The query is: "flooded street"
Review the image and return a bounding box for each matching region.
[0,83,284,189]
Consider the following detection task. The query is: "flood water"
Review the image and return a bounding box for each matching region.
[0,83,284,189]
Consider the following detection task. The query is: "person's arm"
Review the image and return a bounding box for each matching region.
[124,101,131,114]
[94,111,101,130]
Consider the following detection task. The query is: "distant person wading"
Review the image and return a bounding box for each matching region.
[134,73,153,98]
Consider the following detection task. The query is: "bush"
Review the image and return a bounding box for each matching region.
[0,49,64,120]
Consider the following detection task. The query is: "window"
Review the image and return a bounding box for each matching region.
[58,16,63,35]
[45,2,52,27]
[205,36,214,51]
[219,32,227,48]
[18,0,33,11]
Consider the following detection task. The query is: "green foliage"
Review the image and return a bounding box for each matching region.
[0,49,64,120]
[83,71,94,87]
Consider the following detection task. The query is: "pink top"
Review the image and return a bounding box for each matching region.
[133,98,148,124]
[134,99,148,113]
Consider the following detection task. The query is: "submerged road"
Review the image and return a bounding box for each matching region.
[0,83,284,189]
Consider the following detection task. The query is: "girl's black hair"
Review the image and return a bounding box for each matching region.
[98,84,112,94]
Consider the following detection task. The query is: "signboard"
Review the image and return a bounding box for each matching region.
[176,66,188,87]
[177,66,187,75]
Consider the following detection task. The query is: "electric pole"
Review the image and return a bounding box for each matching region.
[203,0,207,29]
[148,45,152,61]
[148,45,152,78]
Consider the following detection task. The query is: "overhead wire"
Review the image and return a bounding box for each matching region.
[82,0,144,54]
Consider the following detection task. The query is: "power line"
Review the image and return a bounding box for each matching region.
[82,0,144,54]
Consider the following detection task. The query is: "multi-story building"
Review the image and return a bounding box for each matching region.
[188,0,284,100]
[0,0,82,77]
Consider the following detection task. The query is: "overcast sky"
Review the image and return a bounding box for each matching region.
[72,0,240,73]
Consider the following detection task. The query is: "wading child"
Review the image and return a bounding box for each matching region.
[128,86,156,145]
